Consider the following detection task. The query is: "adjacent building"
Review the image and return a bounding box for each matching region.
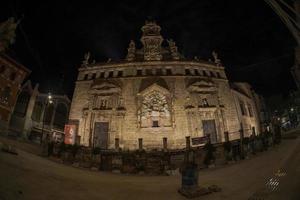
[69,21,263,150]
[9,80,70,142]
[0,53,30,133]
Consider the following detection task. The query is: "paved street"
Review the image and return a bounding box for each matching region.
[0,133,300,200]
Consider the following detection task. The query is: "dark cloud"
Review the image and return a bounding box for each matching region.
[0,0,296,97]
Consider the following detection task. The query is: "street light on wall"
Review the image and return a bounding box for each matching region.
[40,93,53,144]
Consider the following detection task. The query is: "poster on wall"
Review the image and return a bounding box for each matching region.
[64,125,76,145]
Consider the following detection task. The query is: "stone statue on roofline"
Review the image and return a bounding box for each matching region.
[167,39,180,60]
[82,51,91,66]
[0,17,19,52]
[212,51,222,66]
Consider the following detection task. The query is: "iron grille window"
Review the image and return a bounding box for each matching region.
[117,71,123,77]
[166,68,172,75]
[156,68,163,76]
[108,71,114,78]
[248,104,253,117]
[100,72,105,78]
[239,101,247,116]
[146,69,153,76]
[185,69,191,75]
[137,69,143,76]
[152,120,159,127]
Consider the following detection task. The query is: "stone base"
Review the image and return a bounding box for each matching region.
[178,186,211,198]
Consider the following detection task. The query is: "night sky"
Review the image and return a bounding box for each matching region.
[0,0,297,98]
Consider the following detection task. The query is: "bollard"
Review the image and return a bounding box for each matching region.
[186,136,191,150]
[239,123,245,159]
[185,136,191,163]
[179,136,212,198]
[163,137,168,150]
[115,138,119,150]
[138,138,143,151]
[224,131,229,142]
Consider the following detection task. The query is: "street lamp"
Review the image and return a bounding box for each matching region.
[40,93,53,144]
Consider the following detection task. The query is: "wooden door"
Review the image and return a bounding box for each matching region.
[94,122,109,149]
[202,120,217,143]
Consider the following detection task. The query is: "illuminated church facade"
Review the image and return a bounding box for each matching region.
[69,21,262,150]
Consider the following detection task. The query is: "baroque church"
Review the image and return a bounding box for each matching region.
[68,20,262,150]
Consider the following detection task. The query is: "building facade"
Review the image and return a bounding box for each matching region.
[9,81,70,142]
[69,21,262,150]
[0,53,30,132]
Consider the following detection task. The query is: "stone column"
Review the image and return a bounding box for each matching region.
[23,84,39,139]
[50,101,58,133]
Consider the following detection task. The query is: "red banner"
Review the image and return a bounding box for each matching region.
[64,125,76,145]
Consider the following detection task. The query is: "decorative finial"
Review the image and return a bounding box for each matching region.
[126,40,136,61]
[140,20,163,61]
[167,39,180,60]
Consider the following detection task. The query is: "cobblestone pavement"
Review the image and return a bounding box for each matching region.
[0,132,299,200]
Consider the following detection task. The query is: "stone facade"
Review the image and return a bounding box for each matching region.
[69,21,262,150]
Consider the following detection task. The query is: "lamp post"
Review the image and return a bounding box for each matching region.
[40,93,53,144]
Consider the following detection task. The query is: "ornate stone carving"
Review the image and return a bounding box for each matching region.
[141,91,169,116]
[138,83,172,128]
[140,20,163,61]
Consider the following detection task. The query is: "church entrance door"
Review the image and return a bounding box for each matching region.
[202,120,217,143]
[94,122,109,149]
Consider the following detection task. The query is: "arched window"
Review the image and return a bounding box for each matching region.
[53,103,68,129]
[32,101,43,121]
[14,91,30,117]
[44,103,54,125]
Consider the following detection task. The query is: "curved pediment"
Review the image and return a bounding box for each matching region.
[187,80,216,93]
[89,81,121,95]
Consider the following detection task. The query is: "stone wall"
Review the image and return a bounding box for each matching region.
[68,60,260,150]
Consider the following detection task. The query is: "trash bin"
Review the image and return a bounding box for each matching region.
[181,163,198,190]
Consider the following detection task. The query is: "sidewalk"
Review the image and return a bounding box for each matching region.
[0,131,299,200]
